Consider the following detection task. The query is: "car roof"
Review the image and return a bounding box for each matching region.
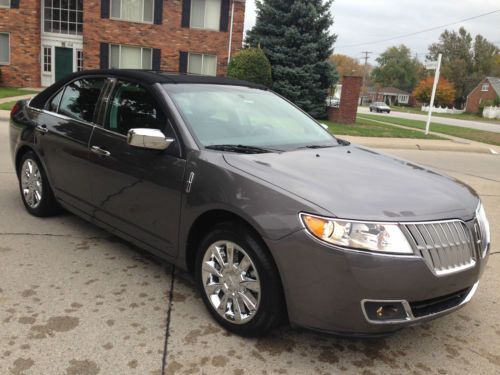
[30,69,267,109]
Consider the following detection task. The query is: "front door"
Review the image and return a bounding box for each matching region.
[89,80,185,257]
[55,47,73,82]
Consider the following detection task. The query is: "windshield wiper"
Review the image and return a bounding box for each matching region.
[205,144,282,154]
[297,144,337,149]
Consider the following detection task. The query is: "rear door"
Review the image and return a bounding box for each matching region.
[36,77,107,213]
[88,80,185,256]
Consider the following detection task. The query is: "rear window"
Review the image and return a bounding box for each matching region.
[58,78,106,123]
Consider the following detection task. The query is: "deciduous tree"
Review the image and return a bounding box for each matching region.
[412,76,456,107]
[371,45,421,92]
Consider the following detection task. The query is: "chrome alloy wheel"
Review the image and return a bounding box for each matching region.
[201,240,261,324]
[20,159,43,209]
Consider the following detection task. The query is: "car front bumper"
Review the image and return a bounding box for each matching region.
[267,229,488,336]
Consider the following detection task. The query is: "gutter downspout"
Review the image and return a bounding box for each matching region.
[227,0,235,65]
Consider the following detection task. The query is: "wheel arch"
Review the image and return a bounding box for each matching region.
[184,209,268,274]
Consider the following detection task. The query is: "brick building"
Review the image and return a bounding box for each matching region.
[0,0,245,87]
[465,76,500,113]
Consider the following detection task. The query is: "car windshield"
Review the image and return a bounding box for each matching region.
[374,102,387,106]
[166,84,338,151]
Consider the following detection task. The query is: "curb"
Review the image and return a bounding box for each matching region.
[356,142,495,154]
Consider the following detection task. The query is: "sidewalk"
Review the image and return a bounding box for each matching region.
[341,136,499,154]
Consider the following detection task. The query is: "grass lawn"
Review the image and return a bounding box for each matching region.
[391,106,500,124]
[323,118,445,139]
[359,114,500,146]
[0,87,38,100]
[0,100,17,110]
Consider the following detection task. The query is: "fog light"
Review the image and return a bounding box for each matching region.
[363,301,409,322]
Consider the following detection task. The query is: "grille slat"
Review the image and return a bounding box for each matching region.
[405,220,476,276]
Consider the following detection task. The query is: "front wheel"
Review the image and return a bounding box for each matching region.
[18,151,60,217]
[195,222,285,337]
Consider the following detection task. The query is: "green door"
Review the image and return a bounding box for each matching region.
[55,47,73,82]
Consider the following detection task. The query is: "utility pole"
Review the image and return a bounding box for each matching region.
[425,53,442,135]
[361,51,372,104]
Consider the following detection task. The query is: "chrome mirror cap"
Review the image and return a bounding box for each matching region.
[127,128,174,150]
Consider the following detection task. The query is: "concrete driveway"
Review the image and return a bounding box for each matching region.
[358,106,500,133]
[0,119,499,375]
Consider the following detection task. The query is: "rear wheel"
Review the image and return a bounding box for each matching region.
[18,151,60,217]
[195,222,284,337]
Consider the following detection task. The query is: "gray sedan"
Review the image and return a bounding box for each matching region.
[9,70,490,337]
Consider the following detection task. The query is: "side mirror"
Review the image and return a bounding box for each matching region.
[320,123,329,130]
[127,128,174,150]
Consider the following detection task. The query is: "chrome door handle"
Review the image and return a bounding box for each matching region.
[91,146,111,157]
[35,124,48,133]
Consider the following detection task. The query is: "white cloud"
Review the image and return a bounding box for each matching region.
[244,0,500,63]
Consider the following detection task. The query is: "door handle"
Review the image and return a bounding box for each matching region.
[35,124,48,133]
[91,146,111,157]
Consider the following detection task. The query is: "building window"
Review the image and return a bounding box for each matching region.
[188,53,217,76]
[0,0,10,8]
[110,44,152,69]
[43,47,52,72]
[0,33,9,65]
[43,0,83,36]
[111,0,154,23]
[481,83,489,92]
[77,50,83,71]
[190,0,221,30]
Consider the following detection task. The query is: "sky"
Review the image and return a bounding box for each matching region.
[243,0,500,65]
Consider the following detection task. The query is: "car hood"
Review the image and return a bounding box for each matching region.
[223,145,479,222]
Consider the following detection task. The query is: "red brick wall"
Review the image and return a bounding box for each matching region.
[0,0,245,87]
[465,79,498,113]
[328,76,362,124]
[83,0,245,76]
[0,1,41,87]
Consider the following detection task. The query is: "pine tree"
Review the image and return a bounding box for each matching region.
[246,0,337,118]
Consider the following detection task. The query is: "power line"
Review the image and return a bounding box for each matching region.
[335,9,500,49]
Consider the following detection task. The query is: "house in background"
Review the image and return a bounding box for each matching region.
[465,77,500,113]
[367,87,411,105]
[0,0,245,88]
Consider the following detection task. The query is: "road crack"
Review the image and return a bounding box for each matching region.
[161,265,176,375]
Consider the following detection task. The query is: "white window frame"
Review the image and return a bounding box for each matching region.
[481,83,489,92]
[0,32,10,65]
[110,0,154,24]
[76,50,83,71]
[190,0,221,31]
[0,0,10,9]
[187,53,217,76]
[109,44,153,69]
[43,46,52,72]
[42,0,83,36]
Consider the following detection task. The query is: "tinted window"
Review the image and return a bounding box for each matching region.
[46,89,63,113]
[59,78,106,122]
[106,81,167,136]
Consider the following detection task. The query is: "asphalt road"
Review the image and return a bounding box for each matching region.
[1,120,499,375]
[358,106,500,133]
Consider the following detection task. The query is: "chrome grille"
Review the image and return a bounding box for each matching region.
[405,221,476,276]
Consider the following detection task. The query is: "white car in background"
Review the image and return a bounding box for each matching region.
[369,102,391,113]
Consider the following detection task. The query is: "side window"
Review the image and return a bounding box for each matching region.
[46,89,64,113]
[59,78,106,123]
[106,81,168,136]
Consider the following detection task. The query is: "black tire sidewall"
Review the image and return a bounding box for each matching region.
[195,222,284,337]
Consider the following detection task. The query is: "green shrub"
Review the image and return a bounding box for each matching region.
[227,48,272,87]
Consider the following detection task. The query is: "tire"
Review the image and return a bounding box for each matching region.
[17,151,60,217]
[195,221,285,337]
[369,108,373,112]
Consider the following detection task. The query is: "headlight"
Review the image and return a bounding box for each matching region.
[300,213,413,254]
[477,203,491,256]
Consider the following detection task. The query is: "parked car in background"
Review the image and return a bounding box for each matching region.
[10,70,490,338]
[370,101,391,113]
